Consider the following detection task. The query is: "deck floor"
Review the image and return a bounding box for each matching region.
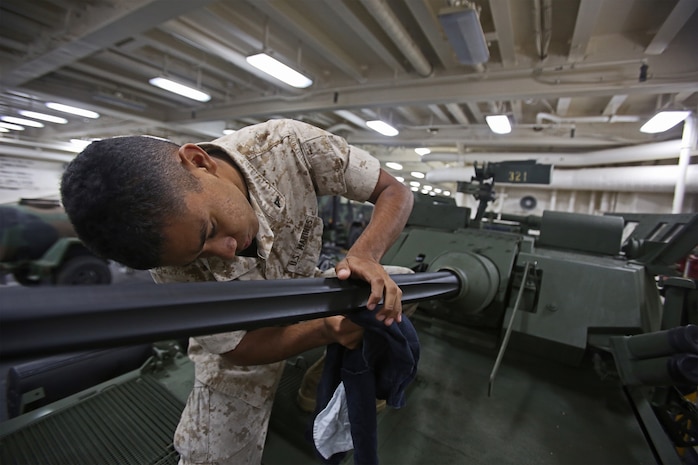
[264,315,657,465]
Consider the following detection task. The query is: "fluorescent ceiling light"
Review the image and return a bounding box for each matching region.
[223,129,236,135]
[395,176,404,183]
[438,6,490,65]
[385,162,403,170]
[640,111,691,133]
[246,53,313,89]
[46,102,100,119]
[411,171,425,179]
[486,114,512,134]
[0,127,8,132]
[149,77,211,102]
[2,116,43,128]
[443,190,451,196]
[415,147,431,156]
[410,186,419,192]
[18,110,68,124]
[0,122,24,130]
[366,120,399,136]
[409,181,420,187]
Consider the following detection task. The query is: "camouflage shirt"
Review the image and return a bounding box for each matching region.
[150,119,380,462]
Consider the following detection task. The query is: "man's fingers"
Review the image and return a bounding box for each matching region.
[377,282,403,326]
[335,262,351,280]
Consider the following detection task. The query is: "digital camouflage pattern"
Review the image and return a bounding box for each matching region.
[151,119,380,465]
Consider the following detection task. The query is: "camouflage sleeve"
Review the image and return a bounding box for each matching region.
[194,330,247,354]
[293,120,380,201]
[150,261,215,283]
[344,144,381,201]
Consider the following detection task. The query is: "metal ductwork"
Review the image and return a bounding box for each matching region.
[421,140,684,167]
[359,0,433,77]
[426,164,698,193]
[536,112,641,125]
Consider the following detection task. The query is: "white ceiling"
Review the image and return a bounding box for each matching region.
[0,0,697,192]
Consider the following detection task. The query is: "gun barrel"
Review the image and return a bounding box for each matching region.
[0,271,460,359]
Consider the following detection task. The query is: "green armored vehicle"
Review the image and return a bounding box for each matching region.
[0,198,111,285]
[1,171,696,464]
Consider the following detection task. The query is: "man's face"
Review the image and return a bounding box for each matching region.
[158,173,259,267]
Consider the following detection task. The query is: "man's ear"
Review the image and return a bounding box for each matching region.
[178,143,218,173]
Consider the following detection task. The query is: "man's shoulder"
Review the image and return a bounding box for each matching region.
[205,119,311,157]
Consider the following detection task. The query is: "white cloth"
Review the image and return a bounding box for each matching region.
[313,382,354,459]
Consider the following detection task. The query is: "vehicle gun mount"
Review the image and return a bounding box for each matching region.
[457,160,552,221]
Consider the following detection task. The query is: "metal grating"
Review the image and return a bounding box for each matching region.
[0,375,184,465]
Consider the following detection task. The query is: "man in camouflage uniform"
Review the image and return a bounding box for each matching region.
[60,119,414,464]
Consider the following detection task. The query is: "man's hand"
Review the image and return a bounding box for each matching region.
[323,315,364,349]
[335,255,403,326]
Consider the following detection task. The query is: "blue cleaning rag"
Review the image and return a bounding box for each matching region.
[311,309,420,464]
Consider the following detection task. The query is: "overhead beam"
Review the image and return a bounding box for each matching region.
[252,0,367,83]
[404,0,455,68]
[603,94,628,116]
[445,103,470,125]
[324,0,406,73]
[556,97,572,116]
[645,0,698,55]
[0,0,217,87]
[489,0,517,66]
[568,0,604,63]
[169,71,698,123]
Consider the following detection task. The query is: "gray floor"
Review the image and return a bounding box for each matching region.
[264,316,656,465]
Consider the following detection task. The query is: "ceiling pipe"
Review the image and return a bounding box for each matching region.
[536,112,640,125]
[325,123,357,134]
[359,0,433,77]
[539,0,552,60]
[672,114,696,213]
[426,164,698,193]
[421,140,683,167]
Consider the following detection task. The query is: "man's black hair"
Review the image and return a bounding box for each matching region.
[60,135,201,269]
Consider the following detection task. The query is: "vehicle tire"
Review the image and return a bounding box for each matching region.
[54,255,112,285]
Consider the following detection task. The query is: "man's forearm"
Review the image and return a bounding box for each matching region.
[350,173,413,261]
[222,319,332,366]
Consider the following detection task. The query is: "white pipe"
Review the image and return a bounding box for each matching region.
[672,115,696,213]
[550,189,557,210]
[588,191,596,214]
[536,112,640,125]
[421,140,683,167]
[426,164,698,193]
[599,192,607,212]
[568,191,576,212]
[325,123,356,134]
[540,0,552,59]
[533,0,542,58]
